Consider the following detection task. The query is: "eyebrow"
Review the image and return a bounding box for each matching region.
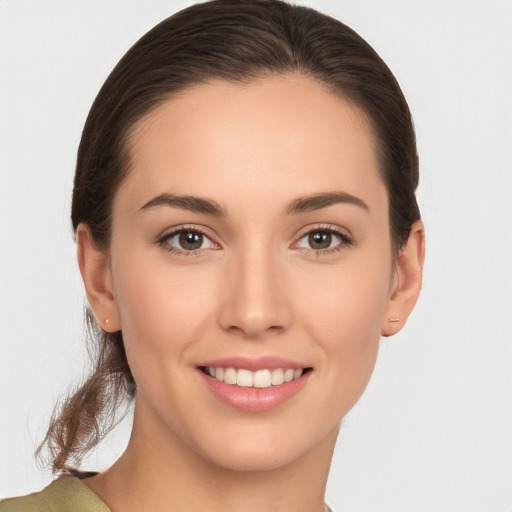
[139,193,226,216]
[139,190,368,217]
[284,191,369,215]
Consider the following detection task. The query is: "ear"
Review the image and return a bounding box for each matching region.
[76,223,120,332]
[381,220,425,337]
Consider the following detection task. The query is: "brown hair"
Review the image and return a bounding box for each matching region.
[39,0,420,472]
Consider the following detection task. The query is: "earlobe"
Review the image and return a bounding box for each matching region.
[76,223,120,332]
[382,220,425,337]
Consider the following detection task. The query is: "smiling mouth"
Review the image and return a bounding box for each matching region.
[199,366,312,388]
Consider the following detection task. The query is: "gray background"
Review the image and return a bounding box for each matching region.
[1,1,511,510]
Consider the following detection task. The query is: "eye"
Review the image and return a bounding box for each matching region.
[161,228,216,253]
[296,227,352,253]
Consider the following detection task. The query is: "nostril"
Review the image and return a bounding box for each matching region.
[224,323,284,339]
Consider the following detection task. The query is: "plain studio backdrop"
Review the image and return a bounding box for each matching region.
[1,1,511,510]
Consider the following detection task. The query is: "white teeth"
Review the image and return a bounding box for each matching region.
[209,366,305,388]
[224,367,237,385]
[236,369,253,387]
[253,369,272,388]
[283,368,295,383]
[271,368,284,385]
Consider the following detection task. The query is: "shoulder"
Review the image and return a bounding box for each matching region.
[0,477,111,512]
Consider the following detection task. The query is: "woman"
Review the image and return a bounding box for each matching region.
[0,0,424,510]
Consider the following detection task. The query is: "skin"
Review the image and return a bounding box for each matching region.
[78,74,424,512]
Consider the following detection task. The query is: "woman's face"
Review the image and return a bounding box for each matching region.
[107,75,397,470]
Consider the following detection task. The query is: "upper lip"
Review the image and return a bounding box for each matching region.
[199,356,310,372]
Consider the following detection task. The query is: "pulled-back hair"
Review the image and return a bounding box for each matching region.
[39,0,420,473]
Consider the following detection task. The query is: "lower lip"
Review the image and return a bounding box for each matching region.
[200,371,311,412]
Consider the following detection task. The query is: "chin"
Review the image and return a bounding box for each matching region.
[202,446,305,472]
[191,420,340,473]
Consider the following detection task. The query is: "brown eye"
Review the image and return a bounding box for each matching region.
[179,231,203,250]
[308,231,332,250]
[296,228,350,253]
[164,229,215,252]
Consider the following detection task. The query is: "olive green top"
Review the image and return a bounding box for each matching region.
[1,477,335,512]
[0,477,111,512]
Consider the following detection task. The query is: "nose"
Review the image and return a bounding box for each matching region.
[218,245,291,339]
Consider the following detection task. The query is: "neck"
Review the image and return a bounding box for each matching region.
[85,398,338,512]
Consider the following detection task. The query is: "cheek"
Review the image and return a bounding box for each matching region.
[111,251,219,359]
[296,256,392,397]
[299,258,391,339]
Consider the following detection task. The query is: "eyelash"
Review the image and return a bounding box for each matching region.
[295,225,354,256]
[157,224,353,257]
[157,225,216,256]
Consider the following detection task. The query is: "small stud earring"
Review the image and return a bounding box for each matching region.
[388,317,400,322]
[105,319,110,325]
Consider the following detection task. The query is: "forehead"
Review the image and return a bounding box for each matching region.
[122,74,386,214]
